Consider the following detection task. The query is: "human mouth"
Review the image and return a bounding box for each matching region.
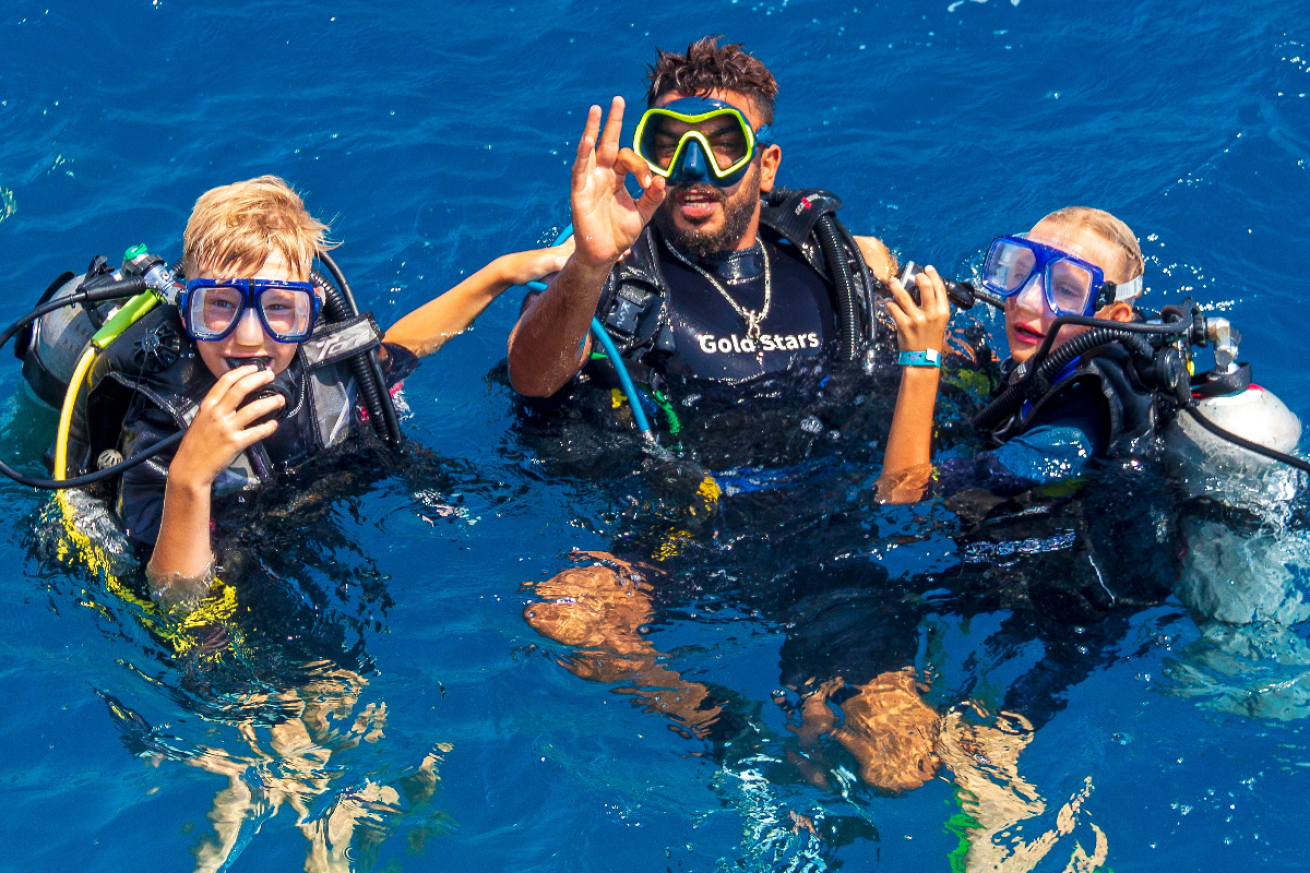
[225,356,272,371]
[673,187,724,222]
[1011,323,1045,346]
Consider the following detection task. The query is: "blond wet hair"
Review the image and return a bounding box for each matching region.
[182,175,334,279]
[1039,206,1145,286]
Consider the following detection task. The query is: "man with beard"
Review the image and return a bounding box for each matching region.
[510,38,958,802]
[508,37,896,398]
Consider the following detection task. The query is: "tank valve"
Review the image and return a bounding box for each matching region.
[1206,317,1241,373]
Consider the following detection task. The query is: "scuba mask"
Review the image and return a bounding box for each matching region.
[981,235,1142,317]
[180,278,320,344]
[633,97,772,187]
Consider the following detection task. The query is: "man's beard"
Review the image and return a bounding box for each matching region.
[654,162,761,260]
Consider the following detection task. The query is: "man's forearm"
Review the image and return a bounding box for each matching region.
[507,257,614,397]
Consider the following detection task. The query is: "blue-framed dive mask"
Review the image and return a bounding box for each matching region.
[981,235,1142,317]
[633,97,772,187]
[180,278,320,344]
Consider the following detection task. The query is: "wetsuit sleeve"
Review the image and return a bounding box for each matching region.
[377,341,419,388]
[934,384,1108,496]
[115,403,181,550]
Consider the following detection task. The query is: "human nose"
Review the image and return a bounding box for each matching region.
[233,307,265,345]
[1014,271,1048,313]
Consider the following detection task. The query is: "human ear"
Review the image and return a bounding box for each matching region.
[1096,301,1135,323]
[758,144,782,193]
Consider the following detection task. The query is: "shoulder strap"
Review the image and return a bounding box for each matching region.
[993,342,1157,454]
[597,227,667,352]
[300,313,383,369]
[759,187,843,249]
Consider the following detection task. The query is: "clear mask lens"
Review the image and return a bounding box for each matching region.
[1047,259,1094,315]
[985,241,1037,293]
[258,286,314,338]
[638,109,753,176]
[193,285,243,338]
[185,280,317,342]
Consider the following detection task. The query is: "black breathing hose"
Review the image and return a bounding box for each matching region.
[828,217,880,354]
[308,267,401,446]
[318,250,362,320]
[309,271,388,439]
[815,214,861,361]
[0,430,185,490]
[974,318,1176,431]
[1180,404,1310,475]
[319,252,401,446]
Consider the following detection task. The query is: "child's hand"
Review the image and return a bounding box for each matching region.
[886,266,951,353]
[170,365,284,491]
[499,237,577,287]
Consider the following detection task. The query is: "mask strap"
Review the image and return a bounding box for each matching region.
[1094,274,1144,309]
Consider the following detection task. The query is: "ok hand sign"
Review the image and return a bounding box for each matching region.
[570,97,667,269]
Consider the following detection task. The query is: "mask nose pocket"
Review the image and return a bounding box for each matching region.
[671,139,712,183]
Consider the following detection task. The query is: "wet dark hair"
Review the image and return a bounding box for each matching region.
[645,36,778,125]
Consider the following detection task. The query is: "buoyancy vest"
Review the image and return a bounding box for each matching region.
[64,304,385,496]
[592,188,881,387]
[987,340,1162,459]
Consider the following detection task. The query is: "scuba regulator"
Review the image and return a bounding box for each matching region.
[905,263,1308,478]
[4,245,401,490]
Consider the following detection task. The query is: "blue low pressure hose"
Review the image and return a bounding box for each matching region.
[525,224,653,437]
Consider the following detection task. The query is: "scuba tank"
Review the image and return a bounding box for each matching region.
[1162,317,1303,508]
[4,244,401,491]
[18,245,184,411]
[953,290,1308,484]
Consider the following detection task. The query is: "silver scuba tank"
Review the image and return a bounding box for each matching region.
[1164,383,1304,509]
[19,246,183,411]
[21,272,106,410]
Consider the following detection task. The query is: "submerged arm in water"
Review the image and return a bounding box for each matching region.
[523,553,723,737]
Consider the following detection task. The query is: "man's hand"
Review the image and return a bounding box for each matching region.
[507,99,666,397]
[570,97,666,269]
[171,365,284,492]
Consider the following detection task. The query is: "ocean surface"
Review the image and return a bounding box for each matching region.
[2,1,1309,870]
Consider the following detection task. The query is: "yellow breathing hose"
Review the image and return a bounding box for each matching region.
[52,290,160,482]
[54,345,98,481]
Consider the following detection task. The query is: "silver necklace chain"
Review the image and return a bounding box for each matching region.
[665,240,772,341]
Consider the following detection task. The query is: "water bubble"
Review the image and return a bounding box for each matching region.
[1111,732,1132,745]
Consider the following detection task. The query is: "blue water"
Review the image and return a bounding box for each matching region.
[3,1,1310,870]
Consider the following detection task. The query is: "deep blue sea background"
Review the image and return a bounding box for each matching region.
[2,1,1309,870]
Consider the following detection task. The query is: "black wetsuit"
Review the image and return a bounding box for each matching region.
[653,236,836,383]
[115,342,417,549]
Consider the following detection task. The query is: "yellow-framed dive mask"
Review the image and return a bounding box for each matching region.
[633,97,771,187]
